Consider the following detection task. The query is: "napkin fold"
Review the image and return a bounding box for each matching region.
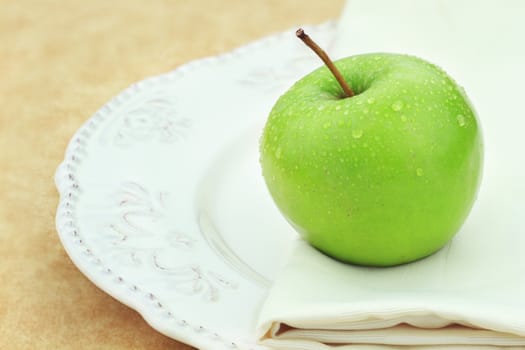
[257,240,525,349]
[256,0,525,348]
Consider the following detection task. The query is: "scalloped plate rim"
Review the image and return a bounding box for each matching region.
[54,21,337,350]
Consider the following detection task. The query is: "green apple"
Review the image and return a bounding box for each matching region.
[260,52,482,266]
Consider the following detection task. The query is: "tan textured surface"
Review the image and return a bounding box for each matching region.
[0,1,343,349]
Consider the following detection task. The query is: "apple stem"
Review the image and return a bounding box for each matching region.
[296,28,355,98]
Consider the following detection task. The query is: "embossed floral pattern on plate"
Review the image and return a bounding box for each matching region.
[55,22,336,350]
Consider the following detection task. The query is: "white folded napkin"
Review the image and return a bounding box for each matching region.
[256,0,525,348]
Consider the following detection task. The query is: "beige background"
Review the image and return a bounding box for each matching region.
[0,1,343,349]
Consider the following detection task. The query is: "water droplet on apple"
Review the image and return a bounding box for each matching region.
[391,100,404,111]
[416,168,424,177]
[456,114,466,127]
[367,98,375,104]
[323,122,331,129]
[400,115,408,122]
[335,105,342,111]
[352,129,363,139]
[275,146,282,159]
[318,105,325,111]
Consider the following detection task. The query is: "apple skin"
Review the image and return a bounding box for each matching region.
[260,53,483,266]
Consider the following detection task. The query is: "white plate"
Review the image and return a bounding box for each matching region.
[55,22,336,350]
